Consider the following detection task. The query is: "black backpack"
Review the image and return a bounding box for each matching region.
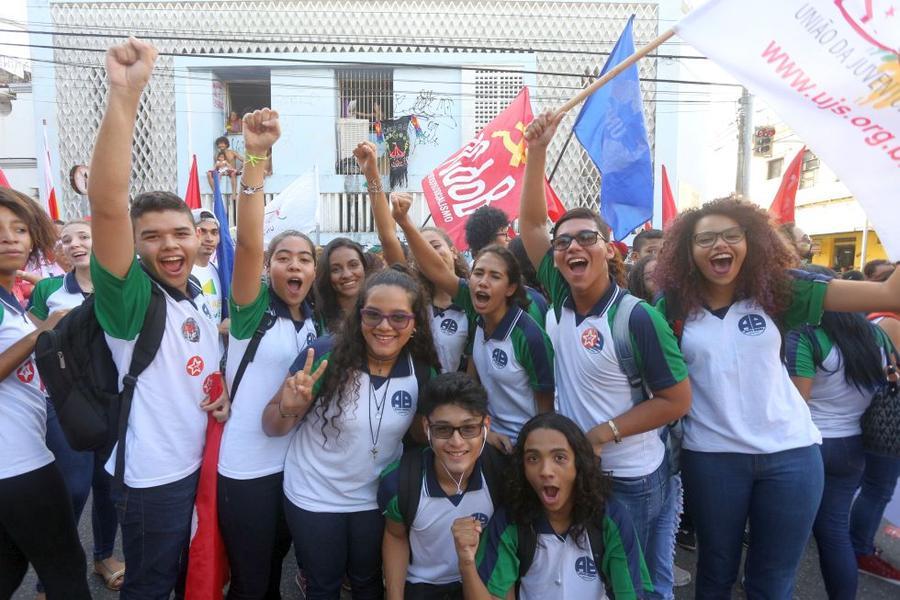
[516,518,609,595]
[396,443,508,530]
[34,286,166,487]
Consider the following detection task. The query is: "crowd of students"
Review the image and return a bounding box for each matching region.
[2,38,900,600]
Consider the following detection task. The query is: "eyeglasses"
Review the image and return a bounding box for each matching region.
[551,229,606,252]
[427,418,485,439]
[693,226,746,248]
[360,308,415,330]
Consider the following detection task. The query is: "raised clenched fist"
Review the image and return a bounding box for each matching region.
[105,37,158,95]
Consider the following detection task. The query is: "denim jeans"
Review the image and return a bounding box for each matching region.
[849,451,900,556]
[117,470,200,600]
[284,499,385,600]
[611,457,676,600]
[813,436,866,600]
[45,399,119,560]
[681,445,824,600]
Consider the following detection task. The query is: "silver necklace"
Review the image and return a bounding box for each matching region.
[368,377,391,460]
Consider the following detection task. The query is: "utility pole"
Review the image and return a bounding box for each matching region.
[735,87,753,198]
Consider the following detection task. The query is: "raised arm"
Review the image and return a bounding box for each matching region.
[354,142,405,265]
[823,268,900,314]
[232,108,281,306]
[519,111,564,269]
[391,194,460,297]
[88,38,158,277]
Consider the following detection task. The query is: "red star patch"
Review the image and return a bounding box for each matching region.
[186,355,205,377]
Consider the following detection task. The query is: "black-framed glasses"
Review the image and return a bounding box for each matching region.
[693,226,746,248]
[427,418,485,440]
[551,229,606,252]
[360,308,415,330]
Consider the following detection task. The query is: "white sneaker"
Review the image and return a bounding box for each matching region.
[674,564,692,587]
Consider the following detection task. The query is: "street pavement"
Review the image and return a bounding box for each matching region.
[12,492,900,599]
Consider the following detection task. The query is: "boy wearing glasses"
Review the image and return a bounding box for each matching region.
[517,111,692,600]
[378,373,505,600]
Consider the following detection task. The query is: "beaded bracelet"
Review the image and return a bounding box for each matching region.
[366,179,384,194]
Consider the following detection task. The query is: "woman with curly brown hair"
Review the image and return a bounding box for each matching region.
[263,265,439,599]
[653,196,900,599]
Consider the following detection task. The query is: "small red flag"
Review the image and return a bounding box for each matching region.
[0,167,10,188]
[184,155,202,210]
[768,146,806,225]
[661,165,677,230]
[545,179,566,223]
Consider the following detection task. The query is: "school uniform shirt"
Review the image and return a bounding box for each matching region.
[537,253,687,478]
[431,303,469,373]
[218,284,317,480]
[657,271,829,454]
[476,503,652,600]
[378,448,495,585]
[191,261,222,323]
[92,256,220,488]
[0,288,53,480]
[27,271,89,320]
[785,325,892,438]
[283,339,431,512]
[452,279,554,443]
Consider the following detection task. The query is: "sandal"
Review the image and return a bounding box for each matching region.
[94,558,126,591]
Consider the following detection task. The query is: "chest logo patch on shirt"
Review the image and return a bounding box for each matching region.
[575,556,598,581]
[181,318,201,343]
[16,360,35,384]
[391,390,413,416]
[185,355,205,377]
[202,303,213,319]
[440,318,459,335]
[738,314,767,336]
[491,348,508,369]
[471,512,490,527]
[580,326,604,353]
[306,331,316,345]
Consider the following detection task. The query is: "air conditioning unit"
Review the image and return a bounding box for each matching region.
[336,118,370,160]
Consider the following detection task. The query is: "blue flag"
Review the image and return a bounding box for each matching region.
[573,16,653,241]
[211,172,235,318]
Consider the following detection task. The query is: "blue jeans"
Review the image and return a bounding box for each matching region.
[850,451,900,556]
[284,499,384,600]
[611,457,676,600]
[814,436,866,600]
[116,470,199,600]
[45,400,119,560]
[681,445,824,600]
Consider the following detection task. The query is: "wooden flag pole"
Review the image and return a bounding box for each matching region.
[554,28,676,117]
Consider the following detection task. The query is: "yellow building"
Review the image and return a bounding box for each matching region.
[811,230,889,272]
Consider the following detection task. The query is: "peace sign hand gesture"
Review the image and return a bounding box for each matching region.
[278,348,328,418]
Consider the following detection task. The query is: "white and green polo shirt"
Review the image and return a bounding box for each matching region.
[431,302,469,373]
[92,255,220,488]
[452,279,554,443]
[218,283,317,480]
[0,287,53,480]
[191,261,222,323]
[378,448,496,585]
[538,253,687,478]
[28,271,89,320]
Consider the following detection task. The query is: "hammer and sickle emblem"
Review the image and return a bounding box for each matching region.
[491,122,528,168]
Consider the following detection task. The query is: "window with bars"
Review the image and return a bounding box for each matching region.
[800,150,819,189]
[474,70,524,133]
[336,68,393,175]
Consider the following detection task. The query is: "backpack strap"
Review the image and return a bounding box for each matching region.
[586,518,614,597]
[114,286,166,490]
[229,309,276,404]
[611,291,647,405]
[516,523,537,581]
[397,448,425,531]
[479,444,507,508]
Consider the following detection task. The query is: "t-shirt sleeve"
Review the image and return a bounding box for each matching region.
[475,509,520,598]
[90,254,152,341]
[601,499,653,598]
[452,278,478,321]
[537,251,570,311]
[628,302,688,392]
[377,459,403,523]
[783,269,830,329]
[785,329,817,378]
[525,287,549,324]
[27,277,63,321]
[510,314,555,392]
[229,283,269,340]
[288,336,333,396]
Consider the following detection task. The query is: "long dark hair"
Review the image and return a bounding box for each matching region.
[627,255,657,303]
[314,265,440,440]
[801,265,888,392]
[416,227,468,302]
[655,196,798,321]
[471,244,530,310]
[313,237,370,332]
[506,413,611,543]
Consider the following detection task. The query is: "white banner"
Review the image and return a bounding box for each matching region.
[263,167,320,244]
[677,0,900,259]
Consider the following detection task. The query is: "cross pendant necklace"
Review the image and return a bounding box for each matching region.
[368,377,391,461]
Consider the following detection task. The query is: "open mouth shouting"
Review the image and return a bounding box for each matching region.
[472,289,492,311]
[539,485,561,507]
[565,256,589,277]
[709,252,735,278]
[286,276,303,295]
[159,255,186,277]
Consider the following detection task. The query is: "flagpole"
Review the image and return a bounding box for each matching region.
[554,29,675,117]
[547,125,575,184]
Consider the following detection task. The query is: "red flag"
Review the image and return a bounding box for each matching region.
[185,373,229,600]
[184,155,202,210]
[545,179,566,223]
[423,87,560,250]
[661,165,677,230]
[768,146,806,225]
[0,167,10,188]
[41,121,60,220]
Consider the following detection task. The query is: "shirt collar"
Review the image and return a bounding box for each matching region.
[423,447,485,500]
[476,304,522,342]
[563,278,621,319]
[433,302,463,317]
[140,261,202,305]
[360,349,412,378]
[63,271,85,295]
[0,285,24,314]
